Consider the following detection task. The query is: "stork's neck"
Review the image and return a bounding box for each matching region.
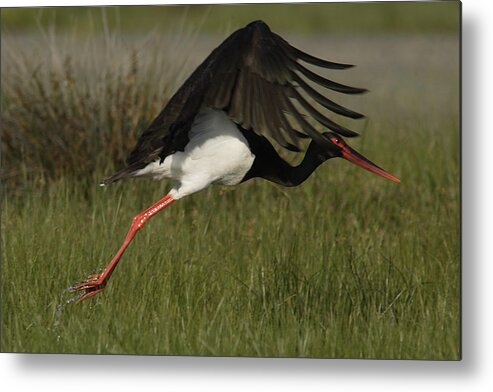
[240,129,328,187]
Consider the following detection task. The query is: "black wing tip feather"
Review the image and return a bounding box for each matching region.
[340,129,360,138]
[354,87,369,94]
[295,48,355,70]
[294,130,309,139]
[283,142,302,152]
[350,87,368,94]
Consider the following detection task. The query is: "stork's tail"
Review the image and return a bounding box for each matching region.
[99,163,142,186]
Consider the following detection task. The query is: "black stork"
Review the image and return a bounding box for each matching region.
[71,20,400,302]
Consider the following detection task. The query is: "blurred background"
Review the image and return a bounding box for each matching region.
[3,2,458,34]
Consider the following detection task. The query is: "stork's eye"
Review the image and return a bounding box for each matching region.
[331,136,341,144]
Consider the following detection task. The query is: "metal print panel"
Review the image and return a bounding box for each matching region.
[1,1,460,359]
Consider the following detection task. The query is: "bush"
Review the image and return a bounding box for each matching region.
[1,27,198,188]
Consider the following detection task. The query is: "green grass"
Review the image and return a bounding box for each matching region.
[1,8,460,358]
[1,127,459,357]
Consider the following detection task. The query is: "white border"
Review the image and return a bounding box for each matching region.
[2,0,492,391]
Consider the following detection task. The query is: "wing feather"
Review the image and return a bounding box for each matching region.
[274,33,355,70]
[123,20,366,173]
[293,61,367,94]
[290,71,364,119]
[288,86,359,137]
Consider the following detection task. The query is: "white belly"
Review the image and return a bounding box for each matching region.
[133,107,255,199]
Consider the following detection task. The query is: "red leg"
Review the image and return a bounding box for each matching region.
[71,194,175,303]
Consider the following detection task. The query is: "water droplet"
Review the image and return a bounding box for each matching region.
[51,288,83,333]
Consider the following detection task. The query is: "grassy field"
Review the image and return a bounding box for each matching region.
[1,5,460,358]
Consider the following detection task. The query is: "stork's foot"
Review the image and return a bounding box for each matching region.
[70,273,108,303]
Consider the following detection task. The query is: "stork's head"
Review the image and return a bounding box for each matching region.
[309,132,400,183]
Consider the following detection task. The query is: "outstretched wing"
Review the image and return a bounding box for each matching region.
[125,20,366,172]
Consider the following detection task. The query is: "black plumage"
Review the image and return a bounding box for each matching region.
[101,20,366,186]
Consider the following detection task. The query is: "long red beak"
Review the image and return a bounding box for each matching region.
[340,143,400,183]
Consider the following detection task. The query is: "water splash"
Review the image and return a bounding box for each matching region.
[51,287,83,335]
[52,268,104,335]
